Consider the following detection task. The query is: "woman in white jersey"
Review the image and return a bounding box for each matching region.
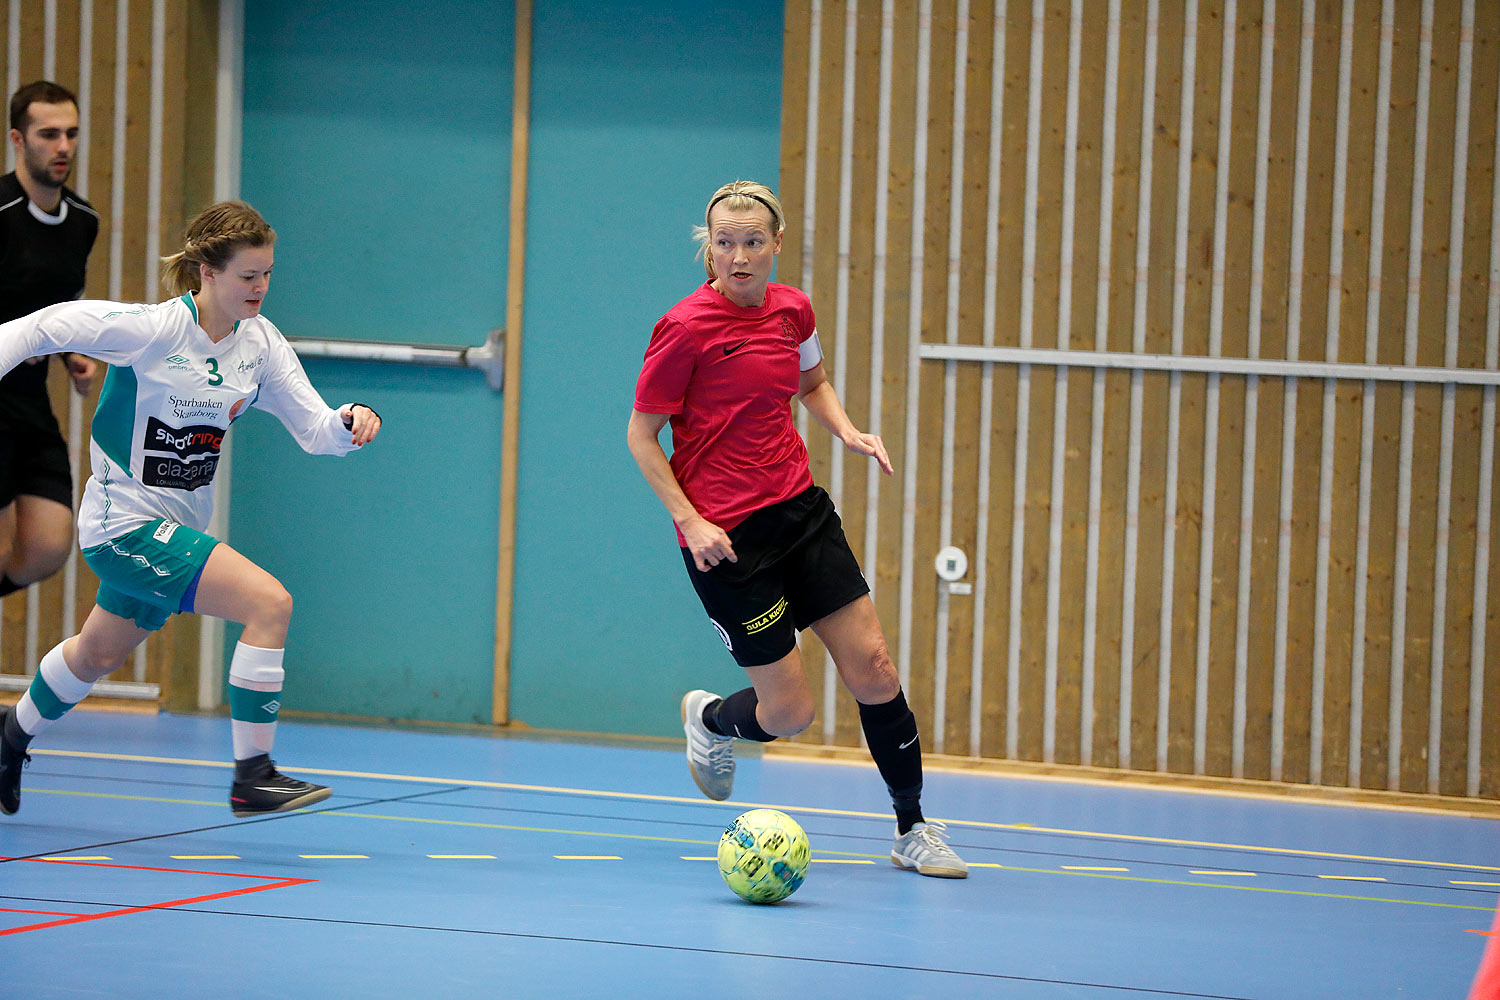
[0,200,381,817]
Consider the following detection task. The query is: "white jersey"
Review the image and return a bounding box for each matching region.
[0,294,360,548]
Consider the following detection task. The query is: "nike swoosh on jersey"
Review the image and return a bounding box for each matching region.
[722,340,750,355]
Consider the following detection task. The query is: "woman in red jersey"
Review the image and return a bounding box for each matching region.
[627,180,966,878]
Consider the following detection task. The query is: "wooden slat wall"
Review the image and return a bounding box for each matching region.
[0,0,217,708]
[781,0,1500,800]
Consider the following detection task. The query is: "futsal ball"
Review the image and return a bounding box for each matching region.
[717,808,811,904]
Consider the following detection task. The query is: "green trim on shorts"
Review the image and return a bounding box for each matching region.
[81,518,219,632]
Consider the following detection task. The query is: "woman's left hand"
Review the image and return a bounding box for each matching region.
[346,404,382,446]
[843,431,893,476]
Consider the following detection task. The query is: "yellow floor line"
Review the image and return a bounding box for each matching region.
[555,855,620,861]
[1190,870,1257,876]
[40,856,111,861]
[982,863,1489,911]
[427,854,496,860]
[25,748,1500,875]
[171,855,240,860]
[298,854,368,859]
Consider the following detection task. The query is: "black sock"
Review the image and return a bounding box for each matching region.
[859,689,925,833]
[0,575,22,598]
[3,707,32,751]
[234,753,272,780]
[704,687,777,743]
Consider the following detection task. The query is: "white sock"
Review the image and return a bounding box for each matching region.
[13,642,94,739]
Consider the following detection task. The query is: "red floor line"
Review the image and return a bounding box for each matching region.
[13,856,298,880]
[1,908,82,917]
[0,857,317,937]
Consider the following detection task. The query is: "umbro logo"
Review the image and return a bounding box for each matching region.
[164,354,192,371]
[722,339,749,356]
[262,700,281,715]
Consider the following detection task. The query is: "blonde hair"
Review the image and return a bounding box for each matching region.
[160,200,276,296]
[691,180,785,279]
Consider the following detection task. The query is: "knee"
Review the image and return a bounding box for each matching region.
[258,584,293,631]
[31,540,70,579]
[4,516,71,581]
[760,690,816,738]
[844,641,901,704]
[67,635,129,681]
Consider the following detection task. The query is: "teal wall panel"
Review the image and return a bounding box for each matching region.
[240,2,512,346]
[226,364,501,723]
[508,1,783,735]
[233,1,511,722]
[233,1,782,736]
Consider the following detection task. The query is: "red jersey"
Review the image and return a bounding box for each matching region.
[635,281,818,537]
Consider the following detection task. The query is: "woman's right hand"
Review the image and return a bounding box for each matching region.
[681,515,737,572]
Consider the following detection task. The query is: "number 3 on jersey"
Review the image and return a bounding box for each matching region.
[206,357,222,386]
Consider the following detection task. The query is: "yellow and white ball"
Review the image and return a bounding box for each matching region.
[717,808,811,904]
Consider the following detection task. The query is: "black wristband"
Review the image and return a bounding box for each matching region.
[343,402,382,429]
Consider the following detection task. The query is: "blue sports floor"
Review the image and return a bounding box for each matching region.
[0,709,1494,998]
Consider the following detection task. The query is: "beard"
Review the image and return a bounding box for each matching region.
[22,147,70,190]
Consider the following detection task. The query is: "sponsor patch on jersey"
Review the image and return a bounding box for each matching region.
[144,416,224,459]
[142,417,224,491]
[144,455,219,491]
[152,520,180,543]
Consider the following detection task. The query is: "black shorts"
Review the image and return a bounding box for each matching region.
[681,485,870,668]
[0,380,73,509]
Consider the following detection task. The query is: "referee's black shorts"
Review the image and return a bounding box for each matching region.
[0,379,73,510]
[681,485,870,668]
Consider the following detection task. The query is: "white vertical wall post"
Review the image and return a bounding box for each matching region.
[1081,0,1121,768]
[897,0,933,697]
[1005,0,1046,760]
[1390,0,1436,791]
[1350,0,1396,790]
[1232,0,1276,779]
[1310,0,1355,784]
[1195,0,1236,775]
[1119,0,1159,769]
[971,0,1009,757]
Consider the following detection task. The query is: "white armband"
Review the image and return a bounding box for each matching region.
[798,329,824,371]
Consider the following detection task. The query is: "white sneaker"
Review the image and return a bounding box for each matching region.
[681,689,735,801]
[891,819,969,878]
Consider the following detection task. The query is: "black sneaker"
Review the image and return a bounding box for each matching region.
[0,717,30,816]
[229,754,330,817]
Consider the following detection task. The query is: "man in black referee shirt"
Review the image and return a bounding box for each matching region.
[0,81,100,598]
